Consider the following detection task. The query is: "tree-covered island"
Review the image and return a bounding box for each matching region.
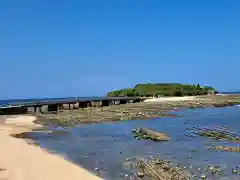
[107,83,217,97]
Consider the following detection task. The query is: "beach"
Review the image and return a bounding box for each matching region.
[1,95,240,180]
[143,96,197,102]
[0,116,103,180]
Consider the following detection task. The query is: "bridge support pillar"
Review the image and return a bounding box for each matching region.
[73,102,79,109]
[35,106,40,114]
[27,106,35,114]
[40,105,48,113]
[69,103,74,109]
[62,104,69,109]
[112,100,120,105]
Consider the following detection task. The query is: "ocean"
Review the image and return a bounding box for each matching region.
[22,106,240,180]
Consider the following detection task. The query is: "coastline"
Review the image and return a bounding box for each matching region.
[35,95,240,126]
[0,116,103,180]
[1,95,240,180]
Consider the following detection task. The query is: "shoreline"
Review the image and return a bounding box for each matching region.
[1,95,239,180]
[34,95,240,126]
[0,116,103,180]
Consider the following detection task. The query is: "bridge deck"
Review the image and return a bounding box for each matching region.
[0,97,149,109]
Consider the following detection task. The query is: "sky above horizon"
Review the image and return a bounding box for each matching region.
[0,0,239,99]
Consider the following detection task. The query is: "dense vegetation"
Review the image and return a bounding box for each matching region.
[107,83,217,97]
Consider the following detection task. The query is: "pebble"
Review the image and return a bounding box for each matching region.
[137,172,144,177]
[232,169,237,174]
[208,166,214,171]
[200,174,207,179]
[94,167,99,171]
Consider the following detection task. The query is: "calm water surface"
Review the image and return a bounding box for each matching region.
[28,106,240,180]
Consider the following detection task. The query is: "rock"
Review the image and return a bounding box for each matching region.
[132,128,169,141]
[137,171,144,177]
[232,169,237,174]
[200,174,207,179]
[94,167,99,171]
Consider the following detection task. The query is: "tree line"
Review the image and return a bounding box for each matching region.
[107,83,217,97]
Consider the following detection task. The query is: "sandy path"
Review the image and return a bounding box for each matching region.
[0,116,103,180]
[144,96,197,103]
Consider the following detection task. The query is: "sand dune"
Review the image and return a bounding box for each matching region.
[0,115,103,180]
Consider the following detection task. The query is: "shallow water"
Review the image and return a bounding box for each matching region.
[27,106,240,180]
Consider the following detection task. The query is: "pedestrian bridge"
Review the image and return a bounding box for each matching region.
[0,96,150,115]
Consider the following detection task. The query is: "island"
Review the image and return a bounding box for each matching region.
[107,83,217,97]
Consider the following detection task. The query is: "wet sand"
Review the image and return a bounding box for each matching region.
[0,116,103,180]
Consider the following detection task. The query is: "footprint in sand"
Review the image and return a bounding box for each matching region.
[0,168,8,180]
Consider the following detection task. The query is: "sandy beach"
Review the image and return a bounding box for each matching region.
[143,96,197,103]
[0,115,103,180]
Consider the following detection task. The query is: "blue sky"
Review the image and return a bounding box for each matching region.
[0,0,239,99]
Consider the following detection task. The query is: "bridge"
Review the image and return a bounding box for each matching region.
[0,96,150,115]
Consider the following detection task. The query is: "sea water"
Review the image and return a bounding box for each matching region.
[25,106,240,180]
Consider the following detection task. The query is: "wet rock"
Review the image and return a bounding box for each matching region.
[132,128,169,141]
[188,125,240,142]
[232,169,238,174]
[196,168,201,171]
[94,167,99,172]
[136,157,190,180]
[137,171,144,177]
[214,146,240,152]
[200,174,207,179]
[191,174,197,178]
